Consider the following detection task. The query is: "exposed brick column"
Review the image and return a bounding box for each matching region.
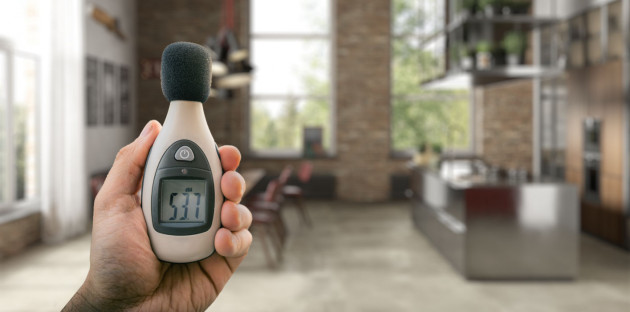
[479,79,533,171]
[335,0,392,201]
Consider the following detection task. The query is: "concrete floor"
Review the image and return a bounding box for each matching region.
[0,201,629,312]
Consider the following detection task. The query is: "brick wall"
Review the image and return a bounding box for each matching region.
[136,0,407,202]
[477,79,533,172]
[0,212,41,260]
[474,87,484,155]
[333,0,402,201]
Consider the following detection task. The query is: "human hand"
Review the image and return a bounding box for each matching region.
[63,120,252,312]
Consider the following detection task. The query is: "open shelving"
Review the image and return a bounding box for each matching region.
[420,0,563,87]
[419,0,626,87]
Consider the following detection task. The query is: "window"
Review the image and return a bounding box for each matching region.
[0,0,44,210]
[391,0,470,154]
[249,0,333,156]
[540,76,567,179]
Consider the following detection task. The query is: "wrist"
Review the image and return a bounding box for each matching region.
[63,278,146,312]
[62,284,103,312]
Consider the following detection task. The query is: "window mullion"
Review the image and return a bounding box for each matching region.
[251,33,330,40]
[5,47,15,205]
[0,45,6,205]
[252,94,329,100]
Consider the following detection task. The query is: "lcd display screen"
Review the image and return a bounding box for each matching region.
[160,179,207,223]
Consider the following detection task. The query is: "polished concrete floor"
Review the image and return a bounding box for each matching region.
[0,201,629,311]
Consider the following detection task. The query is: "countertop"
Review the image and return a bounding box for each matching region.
[411,165,569,190]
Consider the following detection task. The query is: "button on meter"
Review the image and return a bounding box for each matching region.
[175,146,195,161]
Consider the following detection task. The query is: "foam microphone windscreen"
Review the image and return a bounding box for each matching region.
[161,42,213,103]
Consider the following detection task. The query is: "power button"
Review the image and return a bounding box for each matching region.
[175,146,195,161]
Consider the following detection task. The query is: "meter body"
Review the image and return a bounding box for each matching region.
[141,100,223,263]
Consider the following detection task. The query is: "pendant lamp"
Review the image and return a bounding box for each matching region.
[206,0,254,97]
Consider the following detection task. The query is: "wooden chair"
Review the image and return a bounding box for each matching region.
[251,209,283,267]
[248,178,287,267]
[282,161,313,227]
[249,165,292,203]
[252,180,287,241]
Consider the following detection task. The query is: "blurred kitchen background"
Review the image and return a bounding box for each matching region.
[0,0,629,311]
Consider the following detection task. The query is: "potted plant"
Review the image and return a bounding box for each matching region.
[501,31,525,66]
[456,0,477,17]
[502,0,531,15]
[432,143,443,155]
[478,0,500,17]
[413,142,432,166]
[475,41,492,69]
[460,45,474,70]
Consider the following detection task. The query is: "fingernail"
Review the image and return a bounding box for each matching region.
[140,121,153,138]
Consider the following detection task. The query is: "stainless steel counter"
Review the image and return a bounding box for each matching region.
[410,166,579,280]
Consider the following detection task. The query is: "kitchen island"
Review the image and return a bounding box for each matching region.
[410,164,579,280]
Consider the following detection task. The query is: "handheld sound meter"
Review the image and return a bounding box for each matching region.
[141,42,223,263]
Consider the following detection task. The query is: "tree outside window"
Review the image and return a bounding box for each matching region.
[249,0,332,156]
[392,0,470,154]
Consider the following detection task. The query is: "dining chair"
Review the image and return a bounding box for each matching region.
[282,161,313,227]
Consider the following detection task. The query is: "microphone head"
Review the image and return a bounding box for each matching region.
[161,42,212,103]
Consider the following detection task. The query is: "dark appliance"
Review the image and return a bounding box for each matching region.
[583,118,601,203]
[584,118,601,152]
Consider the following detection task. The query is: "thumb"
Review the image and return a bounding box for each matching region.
[98,120,161,201]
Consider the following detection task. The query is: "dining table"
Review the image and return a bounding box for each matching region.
[240,169,265,197]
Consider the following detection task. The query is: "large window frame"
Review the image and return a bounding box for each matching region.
[0,40,41,213]
[390,0,473,156]
[248,0,336,158]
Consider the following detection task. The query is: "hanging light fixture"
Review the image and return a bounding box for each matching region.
[206,40,229,77]
[206,0,253,97]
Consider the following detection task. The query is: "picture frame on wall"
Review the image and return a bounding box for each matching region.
[303,127,325,158]
[86,57,132,127]
[120,65,130,125]
[86,56,99,126]
[102,61,116,125]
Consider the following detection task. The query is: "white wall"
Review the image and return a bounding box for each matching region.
[84,0,137,177]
